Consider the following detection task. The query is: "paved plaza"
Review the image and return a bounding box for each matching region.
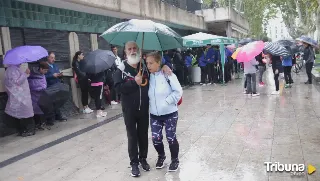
[1,69,320,181]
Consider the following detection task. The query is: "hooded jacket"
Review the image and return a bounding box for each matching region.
[28,67,47,115]
[149,71,182,116]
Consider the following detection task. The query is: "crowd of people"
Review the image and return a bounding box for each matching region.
[243,42,315,96]
[3,37,316,179]
[4,52,70,137]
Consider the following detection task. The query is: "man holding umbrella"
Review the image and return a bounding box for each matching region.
[113,41,172,177]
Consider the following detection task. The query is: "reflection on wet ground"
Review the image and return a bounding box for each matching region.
[1,69,320,181]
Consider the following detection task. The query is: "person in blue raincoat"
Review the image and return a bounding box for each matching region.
[224,47,233,83]
[184,50,193,85]
[205,44,218,84]
[162,50,173,70]
[197,48,207,84]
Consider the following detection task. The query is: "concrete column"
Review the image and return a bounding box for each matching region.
[69,32,80,66]
[0,27,12,93]
[68,32,82,109]
[0,32,3,56]
[1,27,12,54]
[226,22,232,38]
[90,34,98,51]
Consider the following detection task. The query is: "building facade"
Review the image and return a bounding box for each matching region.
[266,12,292,41]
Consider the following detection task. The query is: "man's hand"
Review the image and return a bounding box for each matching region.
[161,65,172,76]
[53,73,59,78]
[135,75,142,85]
[25,68,30,75]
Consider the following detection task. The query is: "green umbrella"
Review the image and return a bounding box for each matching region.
[183,32,237,47]
[100,19,183,51]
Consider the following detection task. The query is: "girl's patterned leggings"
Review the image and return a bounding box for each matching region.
[150,112,179,160]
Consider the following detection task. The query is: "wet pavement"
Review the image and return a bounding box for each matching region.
[1,68,320,181]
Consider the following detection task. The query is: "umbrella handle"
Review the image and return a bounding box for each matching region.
[138,70,148,86]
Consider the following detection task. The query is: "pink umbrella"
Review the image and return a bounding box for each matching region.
[236,41,264,62]
[226,44,236,51]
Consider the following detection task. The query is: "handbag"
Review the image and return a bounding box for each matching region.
[164,75,182,106]
[74,71,78,83]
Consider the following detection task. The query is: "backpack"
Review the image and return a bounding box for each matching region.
[164,75,182,106]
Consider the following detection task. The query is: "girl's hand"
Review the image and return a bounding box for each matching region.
[275,69,279,74]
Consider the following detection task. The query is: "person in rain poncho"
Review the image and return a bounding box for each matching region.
[4,64,35,137]
[28,62,49,130]
[113,41,172,177]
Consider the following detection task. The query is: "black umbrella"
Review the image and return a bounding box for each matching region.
[264,42,291,57]
[290,44,304,54]
[239,38,256,45]
[38,90,54,117]
[40,83,70,109]
[83,49,116,74]
[276,40,295,47]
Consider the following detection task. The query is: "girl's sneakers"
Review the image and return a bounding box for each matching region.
[285,84,292,88]
[271,91,280,95]
[96,111,107,118]
[83,107,94,114]
[156,156,166,169]
[168,159,179,172]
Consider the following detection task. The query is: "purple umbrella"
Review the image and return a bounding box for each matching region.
[3,46,48,65]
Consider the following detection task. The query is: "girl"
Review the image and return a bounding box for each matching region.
[87,71,108,118]
[146,52,183,172]
[72,51,93,114]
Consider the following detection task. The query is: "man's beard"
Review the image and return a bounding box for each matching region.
[127,53,140,64]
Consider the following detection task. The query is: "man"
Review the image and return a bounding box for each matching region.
[108,45,122,105]
[45,52,67,124]
[113,41,171,177]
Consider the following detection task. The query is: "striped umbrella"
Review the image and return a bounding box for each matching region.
[263,42,291,57]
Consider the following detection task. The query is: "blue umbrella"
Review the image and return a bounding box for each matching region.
[4,46,48,65]
[296,35,318,48]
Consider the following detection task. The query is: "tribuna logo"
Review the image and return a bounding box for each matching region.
[264,162,306,176]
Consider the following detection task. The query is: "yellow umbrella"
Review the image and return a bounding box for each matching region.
[231,47,241,59]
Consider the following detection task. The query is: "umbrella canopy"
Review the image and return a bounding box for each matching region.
[264,42,291,57]
[276,40,295,47]
[276,40,303,54]
[296,35,318,48]
[83,49,116,74]
[38,90,54,117]
[232,47,241,59]
[236,41,264,62]
[227,44,236,51]
[46,83,69,108]
[100,19,183,51]
[238,38,256,45]
[183,33,237,47]
[4,46,48,65]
